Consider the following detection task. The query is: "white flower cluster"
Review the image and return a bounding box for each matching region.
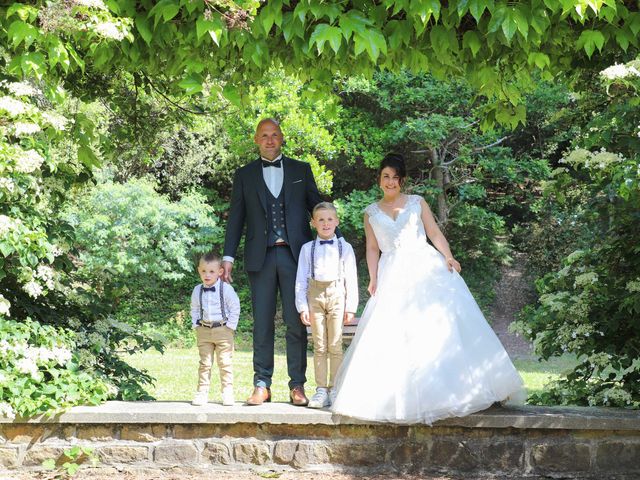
[0,177,16,193]
[0,214,18,235]
[94,21,127,40]
[600,63,640,81]
[14,149,45,173]
[16,357,40,378]
[12,122,41,137]
[41,111,69,131]
[0,402,15,420]
[36,265,56,289]
[0,294,10,317]
[0,338,72,372]
[23,281,44,298]
[1,80,40,97]
[74,0,108,9]
[0,96,29,116]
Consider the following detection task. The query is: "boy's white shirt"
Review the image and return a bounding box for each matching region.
[294,235,359,314]
[190,278,241,330]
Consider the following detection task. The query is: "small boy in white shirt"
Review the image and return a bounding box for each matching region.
[191,251,240,406]
[295,202,358,408]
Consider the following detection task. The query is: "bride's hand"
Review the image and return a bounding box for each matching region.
[446,257,461,273]
[367,279,377,296]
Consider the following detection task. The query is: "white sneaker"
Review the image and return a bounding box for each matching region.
[222,386,235,406]
[308,388,330,409]
[191,390,209,406]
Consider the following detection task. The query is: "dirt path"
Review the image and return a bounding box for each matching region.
[488,252,535,358]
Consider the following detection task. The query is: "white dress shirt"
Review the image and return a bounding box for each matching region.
[190,278,241,330]
[223,154,283,264]
[295,236,359,314]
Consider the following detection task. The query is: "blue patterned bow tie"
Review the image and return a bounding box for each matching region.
[262,158,282,168]
[319,239,334,245]
[202,286,216,292]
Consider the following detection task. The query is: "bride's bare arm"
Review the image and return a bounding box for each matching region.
[419,198,461,273]
[364,213,381,294]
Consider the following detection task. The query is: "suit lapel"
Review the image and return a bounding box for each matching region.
[283,155,293,206]
[250,159,267,212]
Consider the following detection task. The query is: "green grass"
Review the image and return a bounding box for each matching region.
[125,347,578,404]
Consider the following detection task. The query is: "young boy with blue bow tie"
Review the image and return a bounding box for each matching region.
[295,202,358,408]
[191,252,240,406]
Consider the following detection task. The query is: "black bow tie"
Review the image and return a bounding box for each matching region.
[262,158,282,168]
[202,286,216,292]
[319,239,334,245]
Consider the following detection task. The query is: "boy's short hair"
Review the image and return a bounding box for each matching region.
[312,201,338,218]
[197,251,222,265]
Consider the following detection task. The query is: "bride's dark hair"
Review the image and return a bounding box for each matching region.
[379,153,407,184]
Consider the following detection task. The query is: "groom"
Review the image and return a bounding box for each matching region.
[222,118,322,406]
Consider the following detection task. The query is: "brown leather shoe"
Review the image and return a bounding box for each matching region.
[245,386,271,406]
[289,385,309,406]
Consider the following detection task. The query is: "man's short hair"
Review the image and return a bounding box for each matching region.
[312,201,338,217]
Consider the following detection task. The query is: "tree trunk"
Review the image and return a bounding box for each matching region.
[430,147,448,227]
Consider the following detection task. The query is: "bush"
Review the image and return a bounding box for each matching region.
[0,318,112,418]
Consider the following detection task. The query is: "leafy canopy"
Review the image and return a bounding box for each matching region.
[2,0,639,126]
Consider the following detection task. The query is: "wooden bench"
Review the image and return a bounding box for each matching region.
[306,318,360,345]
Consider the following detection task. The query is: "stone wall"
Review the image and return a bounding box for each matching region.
[1,402,639,478]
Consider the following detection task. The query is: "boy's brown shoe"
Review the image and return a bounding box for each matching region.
[245,386,271,406]
[289,385,309,406]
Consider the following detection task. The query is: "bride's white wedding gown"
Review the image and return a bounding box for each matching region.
[331,195,525,424]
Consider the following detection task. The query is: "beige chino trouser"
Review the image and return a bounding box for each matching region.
[196,325,234,392]
[307,279,346,389]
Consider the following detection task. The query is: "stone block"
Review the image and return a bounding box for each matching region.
[429,439,481,473]
[0,446,19,467]
[97,446,149,464]
[292,441,330,468]
[481,440,524,472]
[1,425,45,444]
[76,425,116,441]
[23,446,65,467]
[273,440,298,464]
[202,441,232,465]
[388,442,428,473]
[120,425,167,442]
[530,442,591,473]
[329,441,387,467]
[153,443,198,464]
[233,441,271,465]
[595,441,640,472]
[173,424,219,439]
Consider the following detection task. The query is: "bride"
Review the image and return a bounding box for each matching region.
[331,154,525,424]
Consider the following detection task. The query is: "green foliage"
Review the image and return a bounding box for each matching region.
[2,0,638,130]
[0,318,112,418]
[513,146,640,408]
[42,445,98,476]
[63,177,223,289]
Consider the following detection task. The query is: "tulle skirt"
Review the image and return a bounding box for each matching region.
[331,243,526,424]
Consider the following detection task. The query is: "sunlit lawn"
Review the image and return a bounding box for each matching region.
[125,347,578,404]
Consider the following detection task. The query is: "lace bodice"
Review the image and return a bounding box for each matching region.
[364,195,428,252]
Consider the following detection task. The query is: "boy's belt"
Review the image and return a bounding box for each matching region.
[197,319,227,328]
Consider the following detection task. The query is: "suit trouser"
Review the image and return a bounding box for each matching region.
[307,279,345,389]
[196,325,234,392]
[248,245,307,389]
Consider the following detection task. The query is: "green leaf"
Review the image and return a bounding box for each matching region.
[135,14,153,45]
[577,29,605,58]
[387,20,412,49]
[178,73,203,95]
[66,44,85,72]
[222,84,241,107]
[42,459,56,470]
[8,20,39,48]
[615,29,630,51]
[310,24,343,53]
[626,13,640,36]
[513,6,529,40]
[468,0,488,22]
[339,10,372,40]
[196,17,222,46]
[19,52,46,79]
[463,31,481,57]
[501,9,518,43]
[78,145,100,168]
[7,4,37,21]
[48,38,70,72]
[528,52,550,69]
